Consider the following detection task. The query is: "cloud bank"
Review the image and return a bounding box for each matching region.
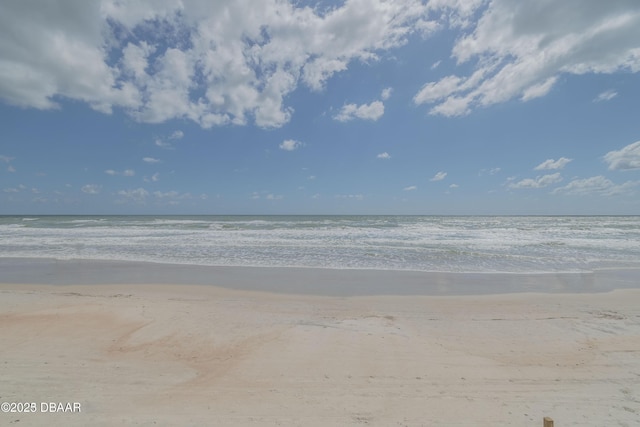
[2,1,638,128]
[0,0,436,129]
[414,0,640,116]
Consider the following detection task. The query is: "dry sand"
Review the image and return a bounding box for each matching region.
[1,281,640,426]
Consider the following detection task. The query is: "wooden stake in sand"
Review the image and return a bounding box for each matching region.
[543,417,554,427]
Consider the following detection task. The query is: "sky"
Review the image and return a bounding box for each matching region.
[1,0,640,215]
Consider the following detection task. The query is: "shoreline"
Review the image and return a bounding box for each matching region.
[2,257,640,425]
[1,257,640,296]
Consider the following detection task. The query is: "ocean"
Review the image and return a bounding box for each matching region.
[1,215,639,273]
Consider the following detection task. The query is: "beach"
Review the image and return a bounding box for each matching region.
[1,260,640,426]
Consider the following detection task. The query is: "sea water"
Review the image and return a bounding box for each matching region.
[1,215,639,273]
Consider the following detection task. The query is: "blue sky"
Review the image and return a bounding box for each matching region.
[1,0,640,214]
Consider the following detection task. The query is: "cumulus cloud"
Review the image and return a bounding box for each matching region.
[414,1,640,116]
[377,152,391,159]
[403,185,417,191]
[81,184,101,194]
[604,141,640,170]
[381,87,393,100]
[143,157,161,163]
[430,171,447,181]
[5,0,635,130]
[334,100,385,122]
[279,139,303,151]
[553,176,639,196]
[0,0,436,129]
[534,157,572,170]
[509,173,562,189]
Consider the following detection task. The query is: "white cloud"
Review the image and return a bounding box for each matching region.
[251,191,283,200]
[334,100,385,122]
[81,184,101,194]
[534,157,572,170]
[143,157,161,163]
[31,196,48,204]
[153,191,180,199]
[151,190,193,206]
[604,141,640,170]
[414,75,463,105]
[377,152,391,159]
[381,87,393,100]
[553,176,639,196]
[449,183,459,188]
[105,169,135,176]
[509,173,562,189]
[479,167,501,176]
[594,89,618,102]
[425,0,486,28]
[1,155,16,172]
[169,130,184,140]
[336,194,364,200]
[0,0,434,129]
[155,139,173,149]
[415,1,640,116]
[0,2,137,113]
[144,173,160,183]
[430,171,447,181]
[279,139,303,151]
[117,187,149,203]
[403,185,417,191]
[521,77,558,102]
[153,191,190,199]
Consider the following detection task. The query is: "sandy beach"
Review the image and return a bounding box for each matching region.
[1,262,640,426]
